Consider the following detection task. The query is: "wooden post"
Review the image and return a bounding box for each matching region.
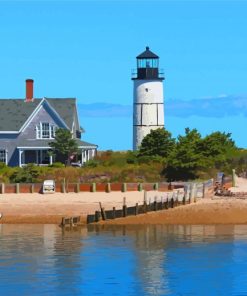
[61,182,66,193]
[171,197,174,208]
[99,202,106,220]
[75,183,80,193]
[112,207,116,219]
[16,183,20,194]
[143,200,147,213]
[123,197,127,217]
[176,190,179,206]
[95,211,100,222]
[232,169,236,187]
[122,183,127,192]
[30,183,34,193]
[153,182,159,190]
[0,183,5,194]
[138,183,143,192]
[135,203,138,215]
[203,182,206,198]
[154,196,157,211]
[106,183,111,193]
[91,183,96,192]
[143,190,147,204]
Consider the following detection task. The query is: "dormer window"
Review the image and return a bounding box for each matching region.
[36,123,56,139]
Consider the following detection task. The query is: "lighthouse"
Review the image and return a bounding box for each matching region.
[132,46,165,150]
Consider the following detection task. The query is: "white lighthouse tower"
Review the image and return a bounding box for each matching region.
[132,46,165,150]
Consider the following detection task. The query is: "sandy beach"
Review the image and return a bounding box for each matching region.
[1,176,247,224]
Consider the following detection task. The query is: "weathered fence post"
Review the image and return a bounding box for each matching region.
[91,183,96,192]
[95,211,100,222]
[75,183,80,193]
[0,183,5,194]
[190,183,196,203]
[138,183,143,192]
[176,190,179,206]
[99,202,106,220]
[106,183,111,193]
[154,196,158,211]
[123,197,127,217]
[121,183,127,192]
[232,169,236,187]
[135,203,139,215]
[153,183,159,191]
[202,182,206,198]
[30,183,34,193]
[61,182,66,193]
[112,207,116,219]
[16,183,20,194]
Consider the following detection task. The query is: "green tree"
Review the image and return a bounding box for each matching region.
[201,132,236,159]
[49,128,78,165]
[138,128,175,158]
[165,128,202,180]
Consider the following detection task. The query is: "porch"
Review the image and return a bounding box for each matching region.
[18,147,97,167]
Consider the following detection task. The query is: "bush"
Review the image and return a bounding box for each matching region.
[49,162,64,168]
[10,164,40,183]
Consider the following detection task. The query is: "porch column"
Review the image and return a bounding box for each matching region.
[36,150,39,165]
[19,149,23,167]
[49,154,53,165]
[81,150,84,164]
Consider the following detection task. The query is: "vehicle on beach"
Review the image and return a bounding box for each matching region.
[42,180,55,194]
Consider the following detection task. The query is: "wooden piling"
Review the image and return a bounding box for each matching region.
[75,183,80,193]
[61,182,66,193]
[106,183,111,193]
[123,197,127,217]
[16,183,20,194]
[112,207,116,219]
[0,183,5,194]
[154,196,157,211]
[135,203,138,215]
[171,197,174,208]
[143,201,147,213]
[99,202,106,220]
[138,183,143,192]
[91,183,96,192]
[95,211,100,222]
[121,183,127,192]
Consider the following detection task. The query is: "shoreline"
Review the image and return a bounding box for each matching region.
[2,198,247,225]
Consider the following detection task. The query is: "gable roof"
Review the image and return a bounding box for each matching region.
[0,98,76,132]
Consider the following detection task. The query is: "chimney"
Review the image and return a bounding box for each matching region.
[25,79,34,102]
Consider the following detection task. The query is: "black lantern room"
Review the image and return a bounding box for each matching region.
[132,46,164,80]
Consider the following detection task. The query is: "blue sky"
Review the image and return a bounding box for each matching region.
[0,1,247,150]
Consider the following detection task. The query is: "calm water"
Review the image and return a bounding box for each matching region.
[1,224,247,295]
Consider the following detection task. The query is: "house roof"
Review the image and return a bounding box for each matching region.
[17,138,98,149]
[0,98,76,132]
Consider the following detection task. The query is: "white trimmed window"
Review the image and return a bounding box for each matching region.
[36,123,56,139]
[0,149,7,164]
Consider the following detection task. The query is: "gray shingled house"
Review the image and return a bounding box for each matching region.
[0,79,97,167]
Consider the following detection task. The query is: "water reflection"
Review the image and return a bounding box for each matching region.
[0,224,247,295]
